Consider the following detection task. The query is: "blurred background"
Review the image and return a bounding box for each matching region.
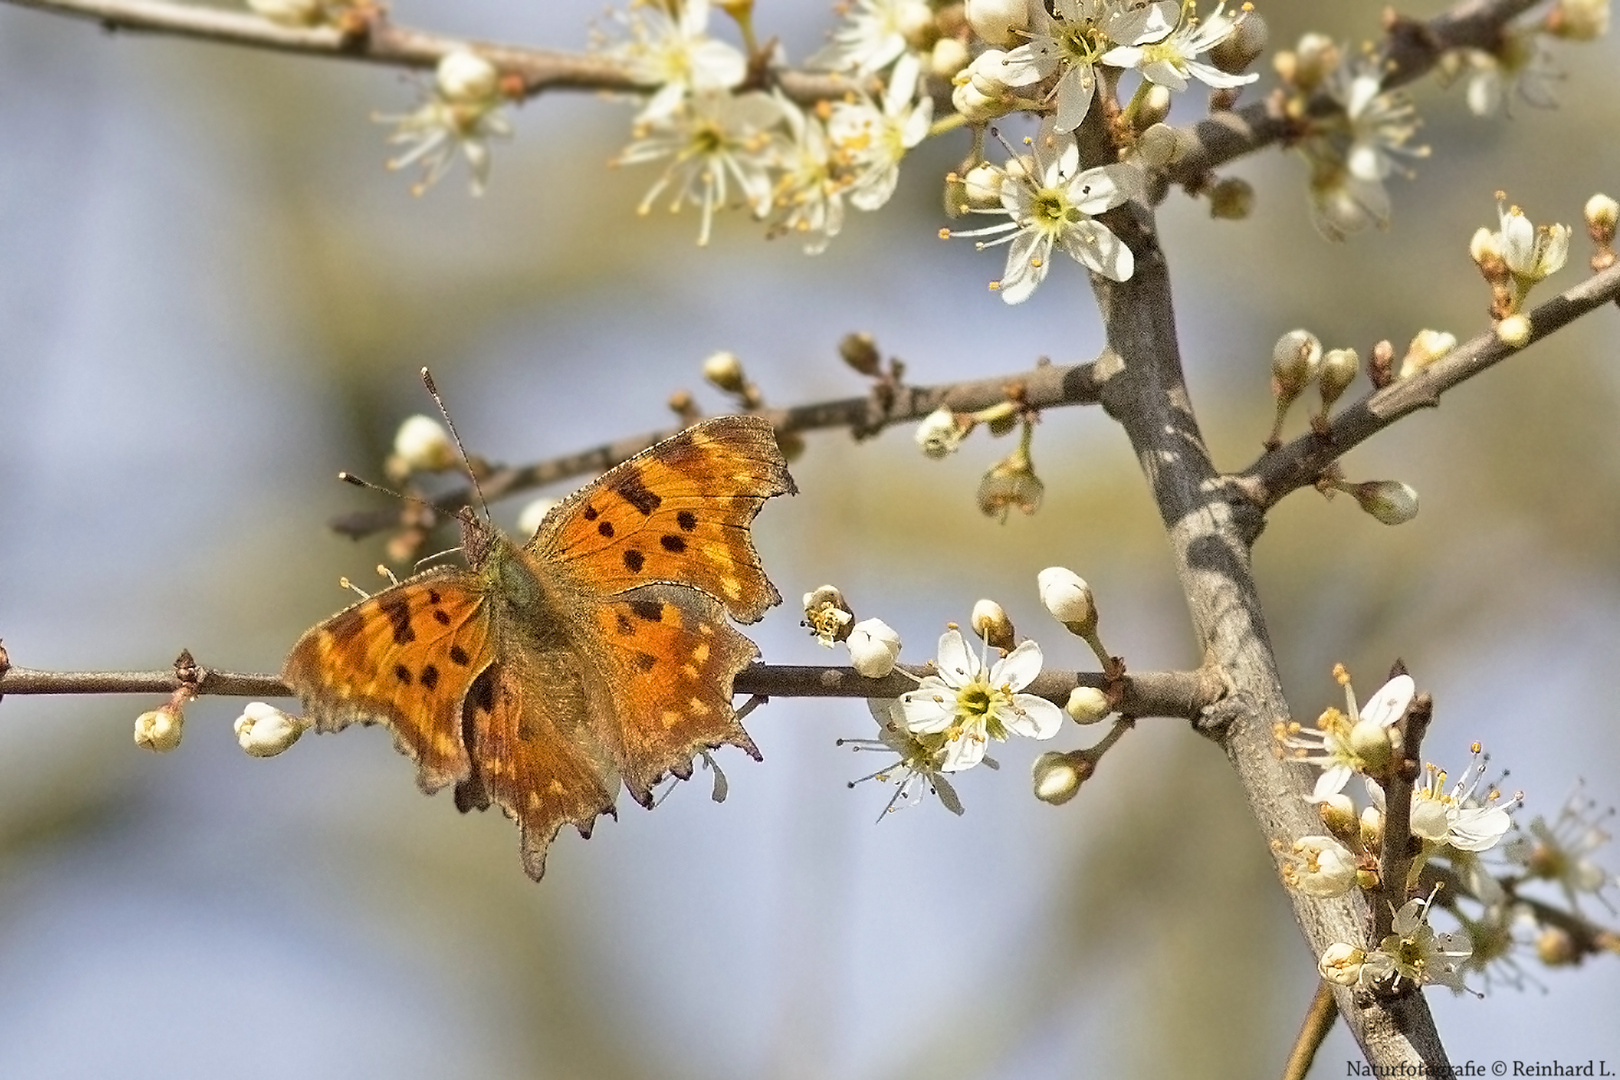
[2,0,1618,1076]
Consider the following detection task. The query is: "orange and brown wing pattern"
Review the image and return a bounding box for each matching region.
[455,659,621,881]
[530,415,796,624]
[586,582,763,807]
[281,568,494,794]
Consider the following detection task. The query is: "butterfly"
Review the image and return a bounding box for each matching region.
[282,414,796,879]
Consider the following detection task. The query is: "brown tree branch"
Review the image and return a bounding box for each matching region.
[0,0,856,101]
[0,661,1219,719]
[331,356,1114,540]
[1236,262,1620,511]
[1092,202,1449,1067]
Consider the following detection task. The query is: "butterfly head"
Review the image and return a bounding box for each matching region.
[457,504,502,570]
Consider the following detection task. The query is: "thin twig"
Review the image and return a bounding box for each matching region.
[0,0,856,101]
[1281,981,1339,1080]
[331,356,1116,540]
[1235,263,1620,512]
[0,662,1218,718]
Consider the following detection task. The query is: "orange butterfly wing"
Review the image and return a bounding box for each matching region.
[281,568,494,794]
[529,414,796,623]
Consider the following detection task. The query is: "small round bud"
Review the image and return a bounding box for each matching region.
[1318,942,1367,986]
[1290,34,1340,93]
[702,350,747,393]
[803,585,855,646]
[961,163,1007,209]
[1398,329,1457,379]
[930,36,971,79]
[1133,85,1173,132]
[1271,329,1323,400]
[1359,805,1385,852]
[1536,926,1578,966]
[1547,0,1609,40]
[1315,792,1358,842]
[978,451,1043,520]
[1349,480,1419,526]
[134,703,184,753]
[1210,11,1266,75]
[1585,192,1619,235]
[516,497,559,539]
[1207,177,1254,220]
[392,415,457,473]
[916,405,968,458]
[970,599,1016,651]
[1037,567,1096,635]
[1064,686,1110,725]
[234,702,310,758]
[248,0,324,26]
[966,0,1028,47]
[1031,751,1084,805]
[846,618,902,678]
[1495,313,1533,348]
[436,50,499,105]
[838,332,882,376]
[895,0,933,43]
[1317,347,1359,411]
[1134,124,1181,169]
[1285,836,1359,898]
[1470,225,1504,268]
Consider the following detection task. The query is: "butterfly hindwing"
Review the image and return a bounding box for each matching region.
[282,568,494,794]
[530,415,796,623]
[587,582,763,807]
[455,659,621,881]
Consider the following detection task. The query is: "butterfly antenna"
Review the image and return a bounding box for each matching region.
[420,366,492,524]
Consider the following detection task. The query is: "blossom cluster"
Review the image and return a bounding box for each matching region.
[1275,666,1618,994]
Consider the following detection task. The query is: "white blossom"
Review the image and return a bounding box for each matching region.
[999,0,1178,133]
[1101,1,1259,93]
[606,0,748,123]
[828,52,933,212]
[234,702,311,758]
[809,0,933,75]
[375,51,511,197]
[847,618,903,678]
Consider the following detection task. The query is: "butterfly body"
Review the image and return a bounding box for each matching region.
[282,415,795,879]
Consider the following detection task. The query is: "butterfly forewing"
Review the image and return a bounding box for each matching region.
[282,568,494,793]
[530,415,796,624]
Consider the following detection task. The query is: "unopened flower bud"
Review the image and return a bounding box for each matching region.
[1064,686,1110,725]
[1031,751,1084,805]
[1210,11,1266,75]
[234,702,310,758]
[1316,792,1358,842]
[846,618,902,677]
[1208,177,1254,220]
[1398,329,1457,379]
[1272,329,1323,401]
[1134,123,1182,169]
[1317,348,1359,412]
[961,163,1007,209]
[1289,34,1340,93]
[1318,942,1367,986]
[134,703,184,753]
[1359,805,1385,852]
[1586,192,1619,237]
[839,332,882,376]
[930,35,971,78]
[1496,313,1533,348]
[516,497,559,539]
[1537,926,1577,966]
[702,350,748,393]
[436,50,499,105]
[895,0,933,43]
[1133,85,1173,131]
[803,585,855,646]
[977,444,1043,521]
[916,405,969,458]
[1283,835,1358,898]
[1547,0,1609,40]
[970,599,1016,651]
[966,0,1028,47]
[1347,480,1419,525]
[392,415,457,473]
[1038,567,1095,632]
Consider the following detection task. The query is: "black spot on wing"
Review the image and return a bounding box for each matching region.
[659,534,687,553]
[597,521,615,538]
[633,651,658,672]
[421,665,440,690]
[615,613,635,635]
[624,549,645,573]
[433,609,451,626]
[377,593,416,645]
[467,666,496,715]
[449,644,471,666]
[615,472,662,516]
[676,510,698,532]
[394,664,413,685]
[628,599,664,622]
[326,608,366,646]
